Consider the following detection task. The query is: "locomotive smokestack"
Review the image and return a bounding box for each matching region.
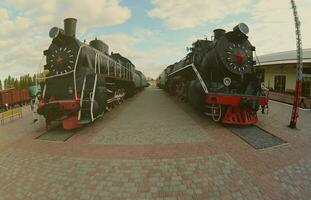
[213,29,226,40]
[64,18,77,37]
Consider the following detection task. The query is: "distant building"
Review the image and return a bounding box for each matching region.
[258,48,311,98]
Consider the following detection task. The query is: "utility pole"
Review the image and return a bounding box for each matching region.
[289,0,303,128]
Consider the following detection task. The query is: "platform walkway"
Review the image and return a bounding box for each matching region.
[91,88,208,144]
[0,87,310,200]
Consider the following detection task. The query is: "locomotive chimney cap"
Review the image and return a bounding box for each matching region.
[64,18,77,37]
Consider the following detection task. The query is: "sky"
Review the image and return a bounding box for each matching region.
[0,0,311,81]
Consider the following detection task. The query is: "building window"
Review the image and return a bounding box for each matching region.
[274,75,286,93]
[303,68,311,74]
[302,80,311,97]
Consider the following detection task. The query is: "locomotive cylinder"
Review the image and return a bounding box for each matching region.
[64,18,77,37]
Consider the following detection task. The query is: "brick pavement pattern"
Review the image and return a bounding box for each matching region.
[0,106,45,150]
[91,89,209,144]
[258,101,311,137]
[0,87,311,200]
[0,149,269,200]
[274,156,311,200]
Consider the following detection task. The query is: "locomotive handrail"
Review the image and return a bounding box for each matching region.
[74,45,87,99]
[168,64,192,76]
[78,76,86,121]
[168,63,209,94]
[95,53,133,81]
[190,64,209,94]
[90,74,98,121]
[42,84,47,98]
[95,53,98,73]
[107,57,110,75]
[36,70,74,80]
[98,55,101,74]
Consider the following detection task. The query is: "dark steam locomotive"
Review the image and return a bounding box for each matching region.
[38,18,148,130]
[157,23,268,125]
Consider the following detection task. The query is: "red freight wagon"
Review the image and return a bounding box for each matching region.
[0,88,30,111]
[12,89,21,104]
[0,89,13,105]
[0,91,11,105]
[21,89,30,102]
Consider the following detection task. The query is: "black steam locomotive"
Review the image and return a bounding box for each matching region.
[157,23,268,125]
[38,18,148,130]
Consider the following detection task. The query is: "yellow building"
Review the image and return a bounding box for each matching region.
[258,48,311,97]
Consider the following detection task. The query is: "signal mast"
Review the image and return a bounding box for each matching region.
[289,0,303,128]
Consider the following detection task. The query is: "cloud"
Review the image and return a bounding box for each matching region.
[2,0,131,31]
[0,36,50,78]
[94,32,184,78]
[96,33,137,56]
[0,8,30,37]
[148,0,251,29]
[147,0,311,54]
[65,0,131,29]
[248,0,311,55]
[5,0,59,13]
[1,0,310,82]
[0,39,19,48]
[0,0,132,81]
[147,0,310,55]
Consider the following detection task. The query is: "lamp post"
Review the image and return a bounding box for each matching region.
[289,0,303,128]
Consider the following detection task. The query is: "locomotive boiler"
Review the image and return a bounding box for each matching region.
[37,18,148,130]
[157,23,268,125]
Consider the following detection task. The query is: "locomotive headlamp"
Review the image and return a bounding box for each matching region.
[223,77,232,86]
[233,23,249,35]
[49,27,64,39]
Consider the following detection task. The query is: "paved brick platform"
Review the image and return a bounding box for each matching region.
[274,156,311,200]
[0,106,45,150]
[0,149,269,200]
[0,87,310,200]
[91,89,208,144]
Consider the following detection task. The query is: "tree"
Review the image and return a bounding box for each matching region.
[4,75,14,89]
[3,74,36,90]
[0,80,2,90]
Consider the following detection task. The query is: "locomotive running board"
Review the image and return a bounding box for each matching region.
[168,64,208,94]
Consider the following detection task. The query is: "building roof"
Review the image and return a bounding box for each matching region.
[256,48,311,66]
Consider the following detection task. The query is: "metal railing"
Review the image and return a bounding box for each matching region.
[0,107,22,124]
